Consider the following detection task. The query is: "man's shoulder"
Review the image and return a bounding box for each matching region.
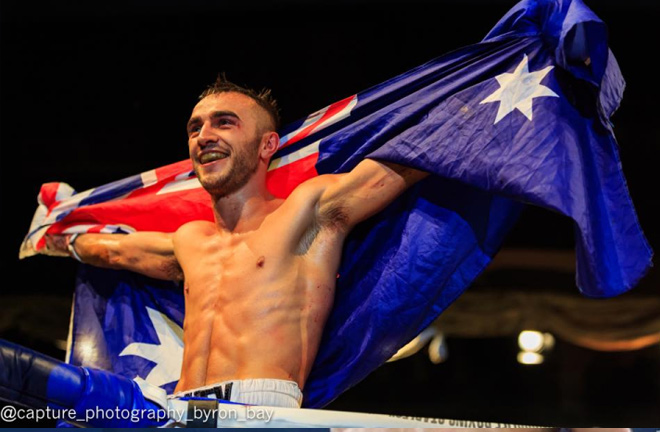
[174,220,215,240]
[171,221,216,260]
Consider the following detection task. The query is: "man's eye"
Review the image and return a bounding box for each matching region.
[218,119,233,126]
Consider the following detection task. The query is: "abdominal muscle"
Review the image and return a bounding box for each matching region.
[173,228,337,394]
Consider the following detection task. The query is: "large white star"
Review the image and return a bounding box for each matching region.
[480,54,559,124]
[119,307,184,387]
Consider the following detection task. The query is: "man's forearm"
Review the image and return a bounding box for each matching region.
[70,233,125,268]
[46,232,182,281]
[44,233,127,268]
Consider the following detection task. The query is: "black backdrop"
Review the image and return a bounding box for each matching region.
[1,0,659,426]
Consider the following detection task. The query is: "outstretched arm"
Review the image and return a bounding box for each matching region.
[318,158,429,231]
[45,232,183,281]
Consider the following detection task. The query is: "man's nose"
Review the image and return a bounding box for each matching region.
[197,123,219,147]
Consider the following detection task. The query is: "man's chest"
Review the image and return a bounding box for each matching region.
[178,231,339,309]
[178,230,292,286]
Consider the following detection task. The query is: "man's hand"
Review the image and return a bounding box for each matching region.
[44,234,74,258]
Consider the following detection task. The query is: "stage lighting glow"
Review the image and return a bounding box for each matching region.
[518,330,544,352]
[517,351,544,365]
[78,339,98,363]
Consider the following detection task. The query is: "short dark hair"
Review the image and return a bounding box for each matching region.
[199,74,281,131]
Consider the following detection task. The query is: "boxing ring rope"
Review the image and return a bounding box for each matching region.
[163,399,548,428]
[0,339,547,428]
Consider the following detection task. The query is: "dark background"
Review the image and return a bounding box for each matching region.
[1,0,659,427]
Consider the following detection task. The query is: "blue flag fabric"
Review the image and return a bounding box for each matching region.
[70,267,184,395]
[66,0,651,410]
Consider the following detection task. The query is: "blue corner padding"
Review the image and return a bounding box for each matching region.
[0,339,165,427]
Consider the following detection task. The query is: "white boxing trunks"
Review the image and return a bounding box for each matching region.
[169,378,303,408]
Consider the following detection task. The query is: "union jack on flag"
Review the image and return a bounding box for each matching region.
[20,0,652,408]
[20,94,359,257]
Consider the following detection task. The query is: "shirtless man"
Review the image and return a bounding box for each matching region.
[47,77,427,408]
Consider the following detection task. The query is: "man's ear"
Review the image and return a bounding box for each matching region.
[260,131,280,160]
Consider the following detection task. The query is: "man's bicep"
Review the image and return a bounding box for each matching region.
[319,158,428,229]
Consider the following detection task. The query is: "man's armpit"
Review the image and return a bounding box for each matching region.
[318,199,350,232]
[158,257,184,282]
[295,200,348,256]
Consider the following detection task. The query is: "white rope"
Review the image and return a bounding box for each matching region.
[163,399,547,428]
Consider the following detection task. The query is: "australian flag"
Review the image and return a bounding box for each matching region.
[20,0,653,409]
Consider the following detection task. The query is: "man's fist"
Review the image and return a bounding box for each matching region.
[44,234,72,257]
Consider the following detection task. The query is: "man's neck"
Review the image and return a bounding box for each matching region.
[210,178,280,233]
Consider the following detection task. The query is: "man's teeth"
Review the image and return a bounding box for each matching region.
[200,152,229,164]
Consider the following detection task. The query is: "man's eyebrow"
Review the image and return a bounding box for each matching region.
[211,110,240,121]
[186,111,241,130]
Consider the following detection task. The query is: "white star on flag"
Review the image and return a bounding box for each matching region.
[119,307,184,387]
[480,54,559,124]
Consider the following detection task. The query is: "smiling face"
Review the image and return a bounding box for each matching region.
[187,92,275,198]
